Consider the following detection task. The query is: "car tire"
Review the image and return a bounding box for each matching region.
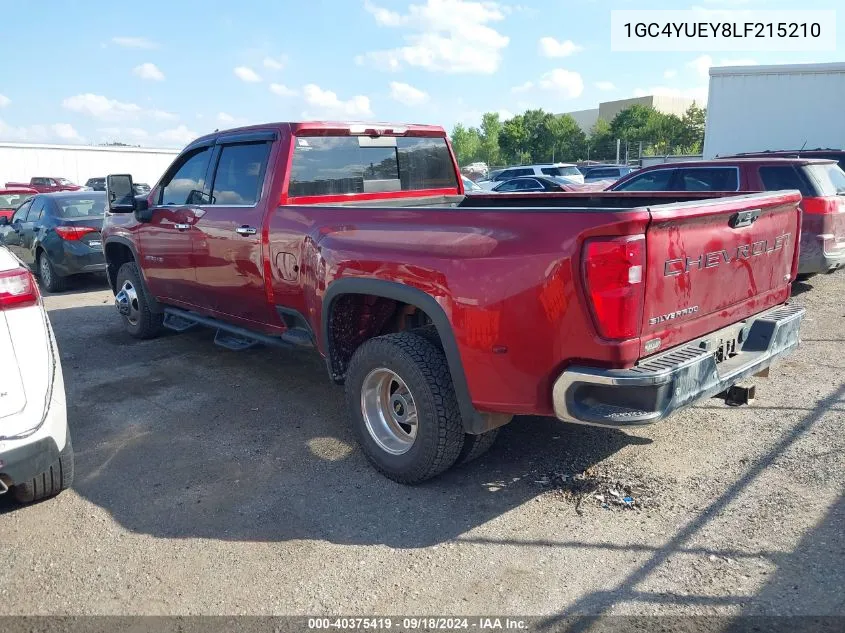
[37,252,65,293]
[456,428,500,466]
[115,262,163,339]
[345,332,465,484]
[13,430,74,504]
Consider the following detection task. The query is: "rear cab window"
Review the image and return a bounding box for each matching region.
[288,135,458,198]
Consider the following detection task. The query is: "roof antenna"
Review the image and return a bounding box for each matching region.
[798,140,807,156]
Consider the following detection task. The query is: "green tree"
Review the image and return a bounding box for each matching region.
[450,123,482,165]
[479,112,503,166]
[544,114,587,163]
[498,114,530,164]
[677,102,706,150]
[609,104,661,142]
[587,118,615,161]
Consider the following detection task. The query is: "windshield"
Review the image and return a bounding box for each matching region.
[804,163,845,195]
[56,195,106,218]
[0,192,34,208]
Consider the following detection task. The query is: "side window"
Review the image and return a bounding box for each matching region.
[496,180,520,192]
[26,198,46,221]
[677,168,738,192]
[209,142,272,205]
[49,179,58,187]
[614,169,675,191]
[159,148,211,205]
[518,179,544,191]
[515,168,534,177]
[12,200,33,222]
[31,178,45,186]
[590,168,617,179]
[759,166,812,196]
[540,167,560,176]
[495,169,516,181]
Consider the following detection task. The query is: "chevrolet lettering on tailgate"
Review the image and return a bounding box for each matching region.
[664,233,790,277]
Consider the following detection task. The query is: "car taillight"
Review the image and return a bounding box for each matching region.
[55,226,97,240]
[582,235,645,340]
[0,267,40,310]
[802,196,845,215]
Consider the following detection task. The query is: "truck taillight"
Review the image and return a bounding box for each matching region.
[55,226,97,240]
[582,235,645,340]
[0,268,40,310]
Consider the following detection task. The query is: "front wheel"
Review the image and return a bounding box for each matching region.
[115,262,163,339]
[345,332,465,484]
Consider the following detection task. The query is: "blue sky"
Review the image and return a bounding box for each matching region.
[0,0,841,147]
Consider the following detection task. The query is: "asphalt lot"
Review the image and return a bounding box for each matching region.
[0,271,843,617]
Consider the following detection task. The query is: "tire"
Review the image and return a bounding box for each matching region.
[345,332,465,484]
[115,262,163,339]
[796,273,816,282]
[456,428,500,466]
[37,251,65,293]
[14,431,74,504]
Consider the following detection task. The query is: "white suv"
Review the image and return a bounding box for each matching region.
[479,163,584,189]
[0,246,73,503]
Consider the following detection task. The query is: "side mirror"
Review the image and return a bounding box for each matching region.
[0,216,8,226]
[106,174,136,213]
[134,198,153,223]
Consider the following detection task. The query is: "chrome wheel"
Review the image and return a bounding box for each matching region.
[360,368,419,455]
[115,280,140,326]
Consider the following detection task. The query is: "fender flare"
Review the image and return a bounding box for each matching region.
[103,236,161,312]
[322,278,491,434]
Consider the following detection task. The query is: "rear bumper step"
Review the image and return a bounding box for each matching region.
[552,303,805,427]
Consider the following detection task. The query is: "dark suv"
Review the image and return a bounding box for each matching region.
[609,158,845,275]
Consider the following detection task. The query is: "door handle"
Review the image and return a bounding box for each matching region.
[174,223,190,231]
[236,226,257,236]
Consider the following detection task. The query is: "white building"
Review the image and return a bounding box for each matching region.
[0,142,180,187]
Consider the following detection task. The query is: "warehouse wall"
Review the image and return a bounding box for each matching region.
[0,142,180,187]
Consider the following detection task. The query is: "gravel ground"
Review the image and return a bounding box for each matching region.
[0,271,842,617]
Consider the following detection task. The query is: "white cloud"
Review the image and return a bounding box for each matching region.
[217,112,236,124]
[302,84,373,118]
[133,62,165,81]
[0,94,9,108]
[595,81,615,91]
[688,55,757,80]
[263,55,288,70]
[510,81,533,94]
[62,93,175,122]
[269,83,298,97]
[0,119,86,144]
[358,0,510,74]
[497,108,514,121]
[538,36,582,58]
[157,125,198,146]
[234,66,262,83]
[111,36,158,49]
[538,69,584,99]
[215,112,251,128]
[664,69,677,79]
[389,81,429,106]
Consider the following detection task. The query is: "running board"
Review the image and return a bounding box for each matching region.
[163,307,311,351]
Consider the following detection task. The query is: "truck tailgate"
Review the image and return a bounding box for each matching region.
[641,192,801,355]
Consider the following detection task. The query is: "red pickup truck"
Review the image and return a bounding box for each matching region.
[5,177,82,193]
[101,122,805,483]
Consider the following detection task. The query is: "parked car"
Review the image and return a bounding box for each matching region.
[461,176,483,192]
[0,187,38,222]
[0,191,107,292]
[4,177,81,193]
[579,164,635,183]
[478,163,584,189]
[609,157,845,275]
[101,121,803,484]
[492,175,573,192]
[85,177,106,191]
[0,245,74,503]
